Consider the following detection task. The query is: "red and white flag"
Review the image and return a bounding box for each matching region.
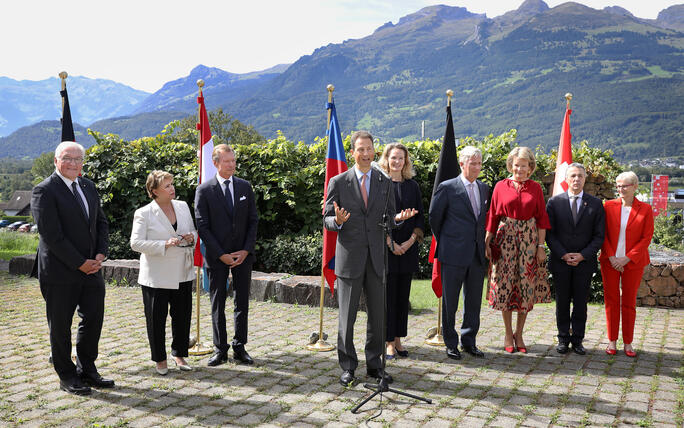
[194,94,217,267]
[552,103,572,196]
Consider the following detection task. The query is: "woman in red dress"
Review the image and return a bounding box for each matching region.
[485,147,551,353]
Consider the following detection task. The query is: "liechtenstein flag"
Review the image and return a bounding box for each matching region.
[322,99,347,294]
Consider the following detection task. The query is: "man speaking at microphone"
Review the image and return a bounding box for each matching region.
[324,131,416,387]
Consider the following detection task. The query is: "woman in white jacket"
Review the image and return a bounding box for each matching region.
[131,171,197,375]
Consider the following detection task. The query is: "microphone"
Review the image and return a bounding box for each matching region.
[371,161,391,180]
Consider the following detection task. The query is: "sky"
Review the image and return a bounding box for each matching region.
[1,0,681,93]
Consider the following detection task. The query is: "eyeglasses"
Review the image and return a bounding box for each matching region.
[59,157,84,164]
[616,184,633,189]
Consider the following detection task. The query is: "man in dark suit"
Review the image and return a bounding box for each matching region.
[31,141,112,395]
[195,144,258,366]
[546,162,605,355]
[323,131,416,387]
[429,146,490,360]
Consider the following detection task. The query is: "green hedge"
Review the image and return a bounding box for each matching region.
[2,215,32,222]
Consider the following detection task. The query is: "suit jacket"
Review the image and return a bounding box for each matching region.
[599,198,654,269]
[429,176,490,267]
[31,172,109,285]
[130,199,197,289]
[546,192,605,272]
[194,175,258,270]
[323,168,397,279]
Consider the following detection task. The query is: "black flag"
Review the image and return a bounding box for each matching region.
[428,104,461,297]
[60,86,75,142]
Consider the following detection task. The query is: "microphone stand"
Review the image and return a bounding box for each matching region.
[351,172,431,413]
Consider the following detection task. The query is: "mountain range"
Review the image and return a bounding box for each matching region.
[1,1,683,160]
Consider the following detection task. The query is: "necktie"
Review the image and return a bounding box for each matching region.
[570,195,579,224]
[71,182,88,219]
[360,173,368,209]
[467,182,479,217]
[225,179,233,216]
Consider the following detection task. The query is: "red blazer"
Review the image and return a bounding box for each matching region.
[599,198,654,269]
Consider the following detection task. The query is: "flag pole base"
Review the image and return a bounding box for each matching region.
[188,343,213,356]
[306,339,335,352]
[424,334,445,347]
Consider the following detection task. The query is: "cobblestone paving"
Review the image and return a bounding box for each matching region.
[0,271,682,427]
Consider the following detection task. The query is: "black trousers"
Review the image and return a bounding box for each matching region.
[552,263,593,346]
[207,261,252,353]
[40,274,105,381]
[141,281,192,362]
[441,256,486,349]
[385,272,412,341]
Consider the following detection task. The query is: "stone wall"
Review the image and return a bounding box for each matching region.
[541,172,615,200]
[637,247,684,308]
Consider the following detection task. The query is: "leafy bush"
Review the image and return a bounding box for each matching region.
[653,213,684,251]
[256,233,323,275]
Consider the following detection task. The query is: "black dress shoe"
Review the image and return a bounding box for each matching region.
[60,378,91,396]
[396,349,409,358]
[446,347,461,360]
[80,372,115,388]
[462,345,485,358]
[571,343,586,355]
[556,342,570,354]
[339,370,355,386]
[207,351,228,367]
[366,368,393,384]
[233,348,254,365]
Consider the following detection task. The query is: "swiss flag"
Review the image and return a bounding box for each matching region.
[552,104,572,197]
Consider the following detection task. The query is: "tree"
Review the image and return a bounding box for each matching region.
[171,108,265,148]
[31,152,55,184]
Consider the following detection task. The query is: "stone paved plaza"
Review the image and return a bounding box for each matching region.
[0,271,682,427]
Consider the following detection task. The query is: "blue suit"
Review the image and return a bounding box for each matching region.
[429,175,489,349]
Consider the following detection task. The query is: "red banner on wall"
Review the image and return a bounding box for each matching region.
[651,175,669,217]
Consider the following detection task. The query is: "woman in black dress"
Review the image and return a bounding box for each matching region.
[378,143,425,359]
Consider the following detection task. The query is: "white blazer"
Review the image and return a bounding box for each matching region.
[130,199,197,289]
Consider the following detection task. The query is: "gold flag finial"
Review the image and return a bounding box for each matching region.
[59,71,68,80]
[197,79,205,88]
[327,84,335,93]
[446,89,454,107]
[565,92,572,108]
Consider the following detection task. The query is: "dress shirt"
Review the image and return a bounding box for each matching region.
[568,190,583,213]
[616,206,631,258]
[55,169,89,217]
[354,166,371,199]
[460,174,480,212]
[216,173,234,204]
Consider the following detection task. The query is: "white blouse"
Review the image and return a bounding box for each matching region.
[615,206,631,258]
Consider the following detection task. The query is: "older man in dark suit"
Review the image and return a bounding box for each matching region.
[323,131,416,387]
[546,162,605,355]
[429,146,490,360]
[31,141,112,395]
[195,144,258,366]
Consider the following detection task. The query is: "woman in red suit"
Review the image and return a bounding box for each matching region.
[600,171,654,357]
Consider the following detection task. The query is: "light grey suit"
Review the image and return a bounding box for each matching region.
[323,167,397,372]
[429,175,490,349]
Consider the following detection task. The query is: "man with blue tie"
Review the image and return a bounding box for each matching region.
[31,141,113,395]
[195,144,258,366]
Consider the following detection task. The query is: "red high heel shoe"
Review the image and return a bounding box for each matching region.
[513,334,527,354]
[605,347,617,355]
[504,335,516,353]
[624,346,637,358]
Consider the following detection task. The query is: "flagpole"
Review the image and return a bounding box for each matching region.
[59,71,67,109]
[307,84,336,352]
[425,89,454,348]
[188,79,213,356]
